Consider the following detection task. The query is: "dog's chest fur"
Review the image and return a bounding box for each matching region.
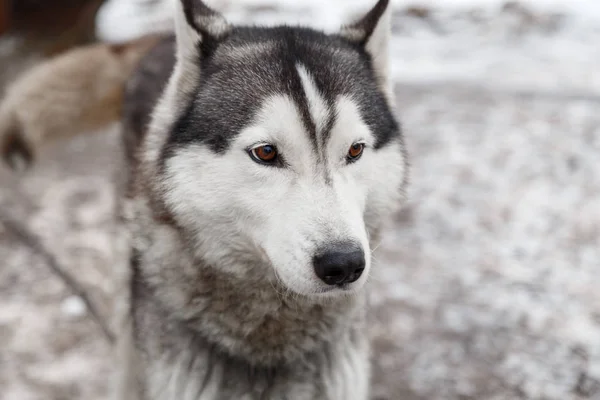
[137,329,369,400]
[133,292,369,400]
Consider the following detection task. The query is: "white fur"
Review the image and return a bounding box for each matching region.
[162,90,392,297]
[296,64,331,143]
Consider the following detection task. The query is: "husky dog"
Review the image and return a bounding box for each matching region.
[0,0,406,398]
[116,0,408,399]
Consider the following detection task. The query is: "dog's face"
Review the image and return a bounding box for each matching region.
[151,0,407,298]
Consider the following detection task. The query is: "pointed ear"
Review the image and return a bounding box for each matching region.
[340,0,392,98]
[175,0,231,61]
[143,1,231,176]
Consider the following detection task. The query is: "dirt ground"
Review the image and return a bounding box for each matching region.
[1,2,599,400]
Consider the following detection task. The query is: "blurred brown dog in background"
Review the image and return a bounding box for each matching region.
[0,35,159,170]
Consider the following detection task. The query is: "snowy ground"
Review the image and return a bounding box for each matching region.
[1,1,599,399]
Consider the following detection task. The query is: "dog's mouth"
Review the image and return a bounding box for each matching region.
[318,283,354,292]
[270,276,364,301]
[308,281,365,300]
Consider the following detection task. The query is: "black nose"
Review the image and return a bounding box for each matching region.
[313,243,365,286]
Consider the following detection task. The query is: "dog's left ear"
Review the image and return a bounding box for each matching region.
[340,0,392,96]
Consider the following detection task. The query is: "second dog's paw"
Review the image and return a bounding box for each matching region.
[1,132,33,172]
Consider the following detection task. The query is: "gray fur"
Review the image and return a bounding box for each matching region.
[116,1,407,399]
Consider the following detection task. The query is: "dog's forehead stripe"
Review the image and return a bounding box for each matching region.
[287,66,318,151]
[296,64,331,146]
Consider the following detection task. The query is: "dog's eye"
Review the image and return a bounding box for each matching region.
[250,144,278,164]
[347,143,365,162]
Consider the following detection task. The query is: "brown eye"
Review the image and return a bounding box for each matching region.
[250,144,278,164]
[347,143,365,161]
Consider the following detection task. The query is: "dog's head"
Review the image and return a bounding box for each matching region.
[146,0,407,298]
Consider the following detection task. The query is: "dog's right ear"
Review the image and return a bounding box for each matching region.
[340,0,393,102]
[143,1,231,178]
[175,0,230,61]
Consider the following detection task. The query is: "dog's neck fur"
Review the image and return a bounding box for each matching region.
[126,198,370,399]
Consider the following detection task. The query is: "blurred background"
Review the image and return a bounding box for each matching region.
[0,0,598,399]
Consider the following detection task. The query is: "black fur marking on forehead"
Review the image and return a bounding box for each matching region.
[163,25,400,162]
